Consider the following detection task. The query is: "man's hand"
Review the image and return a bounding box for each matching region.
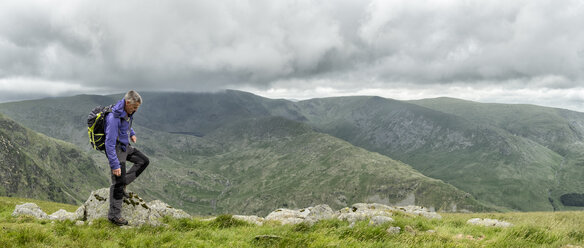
[112,168,121,176]
[131,135,137,143]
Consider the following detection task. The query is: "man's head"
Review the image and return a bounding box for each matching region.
[124,90,142,115]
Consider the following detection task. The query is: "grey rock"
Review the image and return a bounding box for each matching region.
[82,188,190,226]
[233,215,264,226]
[369,216,394,226]
[386,226,401,235]
[48,209,81,221]
[265,204,334,225]
[12,203,48,219]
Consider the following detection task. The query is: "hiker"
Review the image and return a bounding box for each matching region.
[104,90,149,226]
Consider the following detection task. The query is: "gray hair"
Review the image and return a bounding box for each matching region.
[124,90,142,104]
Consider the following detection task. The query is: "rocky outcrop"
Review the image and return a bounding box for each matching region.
[82,188,190,226]
[242,203,440,226]
[12,188,190,226]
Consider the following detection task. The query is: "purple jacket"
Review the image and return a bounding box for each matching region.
[104,99,136,170]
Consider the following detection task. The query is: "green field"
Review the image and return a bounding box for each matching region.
[2,196,584,247]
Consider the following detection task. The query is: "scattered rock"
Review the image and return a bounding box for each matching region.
[48,209,82,221]
[12,203,48,219]
[369,216,394,226]
[467,218,513,227]
[386,226,401,235]
[265,204,334,225]
[233,215,264,226]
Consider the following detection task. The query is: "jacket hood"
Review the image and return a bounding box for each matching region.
[111,99,128,118]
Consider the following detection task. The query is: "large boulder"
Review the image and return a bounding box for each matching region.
[12,203,48,219]
[83,188,191,226]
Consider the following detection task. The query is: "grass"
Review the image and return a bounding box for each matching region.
[2,196,584,247]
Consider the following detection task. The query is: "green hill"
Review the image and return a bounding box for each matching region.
[0,94,488,215]
[0,113,107,205]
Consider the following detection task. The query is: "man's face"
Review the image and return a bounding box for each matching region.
[125,100,141,115]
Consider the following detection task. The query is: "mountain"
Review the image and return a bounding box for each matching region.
[410,97,584,210]
[0,112,107,205]
[7,90,583,212]
[0,92,489,215]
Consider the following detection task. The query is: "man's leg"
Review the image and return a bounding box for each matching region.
[108,162,126,220]
[108,144,128,222]
[124,146,150,186]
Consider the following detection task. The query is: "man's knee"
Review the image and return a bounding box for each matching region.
[113,184,125,200]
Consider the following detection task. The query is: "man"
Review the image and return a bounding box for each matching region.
[104,90,150,226]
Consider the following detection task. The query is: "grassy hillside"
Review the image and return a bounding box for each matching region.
[0,95,487,215]
[0,113,107,205]
[2,196,584,247]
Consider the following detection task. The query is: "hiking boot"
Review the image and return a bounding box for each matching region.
[108,216,129,226]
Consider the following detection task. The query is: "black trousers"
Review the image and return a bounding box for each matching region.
[107,144,150,219]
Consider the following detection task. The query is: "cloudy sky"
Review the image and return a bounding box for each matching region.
[1,0,584,111]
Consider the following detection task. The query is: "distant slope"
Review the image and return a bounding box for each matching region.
[410,97,584,210]
[293,96,565,211]
[0,113,107,205]
[182,117,490,215]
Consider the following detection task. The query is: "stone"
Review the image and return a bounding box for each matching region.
[82,188,191,226]
[48,209,81,221]
[12,203,48,219]
[233,215,264,226]
[386,226,401,235]
[264,204,334,225]
[369,216,394,226]
[75,221,85,226]
[265,209,305,225]
[467,218,513,227]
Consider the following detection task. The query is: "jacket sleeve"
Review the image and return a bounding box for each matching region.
[105,114,121,170]
[130,128,135,137]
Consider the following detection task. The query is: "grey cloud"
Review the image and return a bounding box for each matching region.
[0,0,583,96]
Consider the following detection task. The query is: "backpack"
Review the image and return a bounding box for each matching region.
[87,104,114,151]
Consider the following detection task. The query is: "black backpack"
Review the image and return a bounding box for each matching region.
[87,105,114,151]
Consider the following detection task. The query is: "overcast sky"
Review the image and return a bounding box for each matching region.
[1,0,584,111]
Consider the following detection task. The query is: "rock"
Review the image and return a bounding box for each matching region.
[12,203,48,219]
[82,188,191,226]
[369,216,394,226]
[467,218,513,227]
[265,204,334,225]
[338,212,368,223]
[398,205,442,219]
[265,209,305,225]
[233,215,264,226]
[48,209,81,221]
[75,221,84,226]
[386,226,401,235]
